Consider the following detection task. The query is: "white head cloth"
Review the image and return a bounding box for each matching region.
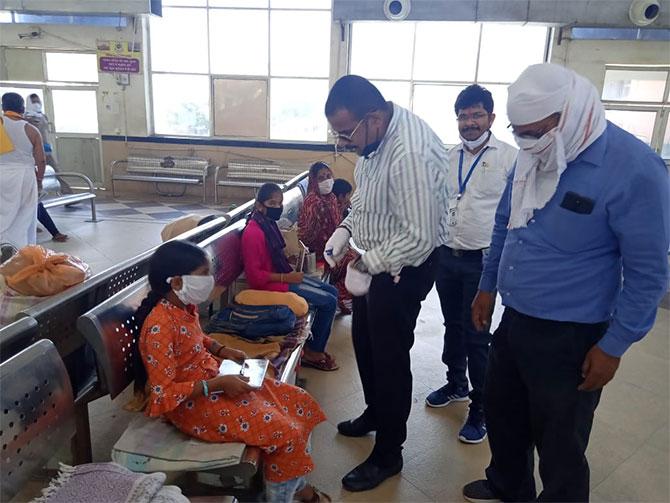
[506,63,607,229]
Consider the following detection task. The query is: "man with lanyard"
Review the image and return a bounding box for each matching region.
[323,75,450,492]
[425,85,517,446]
[463,64,669,502]
[0,92,46,248]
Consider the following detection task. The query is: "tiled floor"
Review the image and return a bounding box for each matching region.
[39,204,670,502]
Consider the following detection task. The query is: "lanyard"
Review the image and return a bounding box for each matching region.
[457,146,489,200]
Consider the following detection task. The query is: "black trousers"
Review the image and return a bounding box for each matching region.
[37,202,60,237]
[351,250,438,465]
[435,246,491,412]
[485,308,608,502]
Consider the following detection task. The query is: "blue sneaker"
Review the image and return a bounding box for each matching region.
[425,383,469,408]
[458,410,487,444]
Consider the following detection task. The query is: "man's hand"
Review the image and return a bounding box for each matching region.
[324,227,351,267]
[471,290,495,332]
[578,345,620,392]
[37,178,43,192]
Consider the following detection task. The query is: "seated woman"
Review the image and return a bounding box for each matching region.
[242,183,339,372]
[297,162,340,260]
[135,240,329,503]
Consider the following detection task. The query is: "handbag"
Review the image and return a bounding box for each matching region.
[206,304,296,340]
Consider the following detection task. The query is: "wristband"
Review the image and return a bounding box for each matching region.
[201,380,209,397]
[280,273,284,283]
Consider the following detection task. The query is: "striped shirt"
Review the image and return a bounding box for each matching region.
[341,103,451,276]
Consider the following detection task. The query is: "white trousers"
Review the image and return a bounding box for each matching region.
[0,163,37,248]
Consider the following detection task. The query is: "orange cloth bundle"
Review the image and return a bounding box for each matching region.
[234,289,309,317]
[0,245,91,296]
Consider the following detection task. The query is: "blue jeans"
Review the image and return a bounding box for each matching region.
[265,475,306,503]
[435,246,491,413]
[289,276,337,353]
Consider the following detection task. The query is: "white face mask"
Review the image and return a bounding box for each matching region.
[460,130,490,151]
[513,127,558,163]
[168,274,214,305]
[318,178,334,195]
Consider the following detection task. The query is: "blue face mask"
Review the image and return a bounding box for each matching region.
[265,205,283,221]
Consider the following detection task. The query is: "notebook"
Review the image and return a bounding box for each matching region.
[218,359,269,389]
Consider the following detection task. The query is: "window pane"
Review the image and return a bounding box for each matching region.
[52,90,98,134]
[605,109,656,145]
[485,84,516,146]
[370,80,411,109]
[271,0,331,8]
[478,24,547,83]
[152,74,210,136]
[662,117,670,159]
[46,53,98,83]
[210,10,268,76]
[602,70,668,102]
[214,79,268,137]
[163,0,206,5]
[270,10,330,77]
[351,22,414,80]
[414,22,479,81]
[150,8,208,73]
[270,78,328,141]
[210,0,267,6]
[413,84,462,144]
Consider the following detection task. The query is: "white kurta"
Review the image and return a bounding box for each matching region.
[0,116,38,248]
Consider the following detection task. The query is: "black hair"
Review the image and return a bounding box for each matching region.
[454,85,494,115]
[28,93,40,101]
[2,93,24,114]
[333,179,353,197]
[309,161,331,178]
[197,214,218,226]
[256,182,282,205]
[325,75,386,120]
[132,240,209,389]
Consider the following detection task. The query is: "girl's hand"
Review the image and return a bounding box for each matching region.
[209,375,254,398]
[219,347,247,363]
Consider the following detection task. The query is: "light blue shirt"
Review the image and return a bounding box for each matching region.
[480,122,670,357]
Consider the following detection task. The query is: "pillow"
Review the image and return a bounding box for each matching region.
[235,289,308,317]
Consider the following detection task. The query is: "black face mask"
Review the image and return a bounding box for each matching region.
[265,205,283,221]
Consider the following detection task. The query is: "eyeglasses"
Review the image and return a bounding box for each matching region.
[328,116,367,143]
[456,112,489,123]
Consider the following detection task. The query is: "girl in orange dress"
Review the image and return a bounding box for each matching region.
[134,240,329,502]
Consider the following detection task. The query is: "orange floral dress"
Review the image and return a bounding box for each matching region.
[139,299,326,482]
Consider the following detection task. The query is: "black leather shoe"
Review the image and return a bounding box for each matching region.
[337,415,376,437]
[341,457,403,492]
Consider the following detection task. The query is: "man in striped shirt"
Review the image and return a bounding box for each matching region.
[323,75,450,492]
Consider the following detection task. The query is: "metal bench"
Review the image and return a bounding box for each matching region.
[279,186,305,228]
[214,159,305,204]
[111,156,210,203]
[41,172,98,222]
[0,339,75,502]
[0,316,39,362]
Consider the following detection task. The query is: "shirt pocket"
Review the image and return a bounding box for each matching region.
[473,164,507,198]
[538,203,604,253]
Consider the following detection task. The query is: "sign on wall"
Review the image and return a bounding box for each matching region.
[96,40,142,74]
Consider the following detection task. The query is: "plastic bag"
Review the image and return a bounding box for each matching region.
[0,245,91,296]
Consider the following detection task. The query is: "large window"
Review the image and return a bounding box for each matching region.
[150,1,331,141]
[601,66,670,158]
[351,22,549,145]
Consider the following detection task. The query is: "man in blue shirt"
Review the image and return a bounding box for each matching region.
[463,64,669,503]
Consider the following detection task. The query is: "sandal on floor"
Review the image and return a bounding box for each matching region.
[301,356,339,371]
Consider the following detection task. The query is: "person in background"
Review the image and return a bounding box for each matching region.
[24,93,72,194]
[324,75,450,492]
[463,64,669,502]
[134,240,330,503]
[37,202,69,242]
[0,92,45,248]
[298,162,340,260]
[332,178,353,220]
[425,85,518,445]
[242,183,339,372]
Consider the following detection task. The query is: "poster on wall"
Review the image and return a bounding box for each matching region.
[97,40,142,74]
